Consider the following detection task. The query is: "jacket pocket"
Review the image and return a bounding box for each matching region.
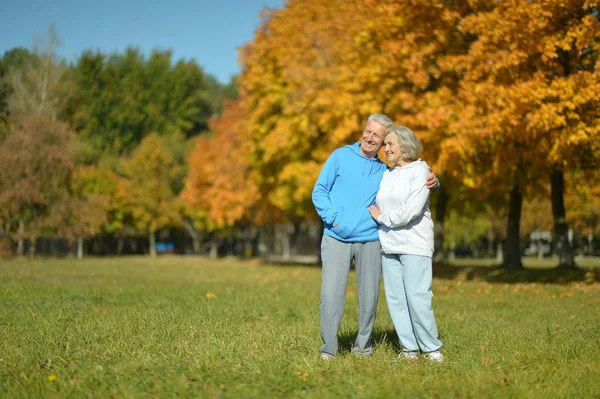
[332,209,348,238]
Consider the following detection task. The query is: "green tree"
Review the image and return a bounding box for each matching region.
[0,47,38,127]
[65,48,219,155]
[46,165,121,259]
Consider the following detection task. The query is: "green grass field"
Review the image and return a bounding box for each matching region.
[0,256,599,398]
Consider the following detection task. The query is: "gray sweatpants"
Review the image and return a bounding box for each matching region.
[320,234,382,356]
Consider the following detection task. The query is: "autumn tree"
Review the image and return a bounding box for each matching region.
[361,0,473,258]
[46,165,118,259]
[441,0,600,267]
[239,0,381,224]
[0,115,76,256]
[182,99,263,256]
[120,133,181,257]
[238,0,477,258]
[515,1,599,267]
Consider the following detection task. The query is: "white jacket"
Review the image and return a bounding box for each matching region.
[375,159,434,257]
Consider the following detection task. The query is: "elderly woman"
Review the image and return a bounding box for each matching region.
[368,125,443,362]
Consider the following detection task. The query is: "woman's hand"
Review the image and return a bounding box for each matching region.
[368,205,381,220]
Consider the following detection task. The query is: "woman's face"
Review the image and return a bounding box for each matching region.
[383,133,403,164]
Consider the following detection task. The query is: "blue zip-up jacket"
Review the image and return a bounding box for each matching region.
[312,142,388,243]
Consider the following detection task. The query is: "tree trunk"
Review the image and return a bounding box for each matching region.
[448,236,455,261]
[51,239,58,257]
[77,236,84,259]
[487,229,494,257]
[17,219,25,256]
[117,238,124,255]
[496,240,503,263]
[280,223,291,260]
[226,235,234,256]
[504,185,523,268]
[209,234,219,259]
[235,226,245,256]
[273,224,281,256]
[149,231,156,258]
[182,218,203,254]
[29,237,36,258]
[242,225,258,257]
[192,236,201,254]
[434,186,448,261]
[290,222,299,257]
[551,169,576,268]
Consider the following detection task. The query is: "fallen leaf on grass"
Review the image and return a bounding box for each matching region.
[295,371,309,381]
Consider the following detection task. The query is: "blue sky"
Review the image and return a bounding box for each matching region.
[0,0,285,83]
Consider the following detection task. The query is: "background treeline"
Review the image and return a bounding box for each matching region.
[0,0,599,269]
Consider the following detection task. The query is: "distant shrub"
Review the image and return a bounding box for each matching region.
[0,237,13,259]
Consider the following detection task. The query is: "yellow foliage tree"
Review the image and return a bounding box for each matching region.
[120,133,181,257]
[443,0,600,267]
[239,0,471,225]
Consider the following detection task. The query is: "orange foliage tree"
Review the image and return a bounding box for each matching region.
[358,0,475,257]
[441,0,600,267]
[185,0,599,265]
[182,99,263,243]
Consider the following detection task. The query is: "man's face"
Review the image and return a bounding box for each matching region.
[360,120,387,158]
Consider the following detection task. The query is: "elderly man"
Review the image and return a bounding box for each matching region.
[312,114,438,359]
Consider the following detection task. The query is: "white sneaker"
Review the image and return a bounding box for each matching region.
[424,350,444,363]
[399,351,418,360]
[392,351,418,362]
[320,352,334,360]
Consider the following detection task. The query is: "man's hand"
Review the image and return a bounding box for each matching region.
[368,205,381,220]
[425,166,438,190]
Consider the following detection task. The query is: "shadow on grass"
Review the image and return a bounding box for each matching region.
[337,327,402,354]
[261,256,599,285]
[262,255,321,267]
[432,262,600,285]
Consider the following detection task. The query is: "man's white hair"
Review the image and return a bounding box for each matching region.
[367,114,393,128]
